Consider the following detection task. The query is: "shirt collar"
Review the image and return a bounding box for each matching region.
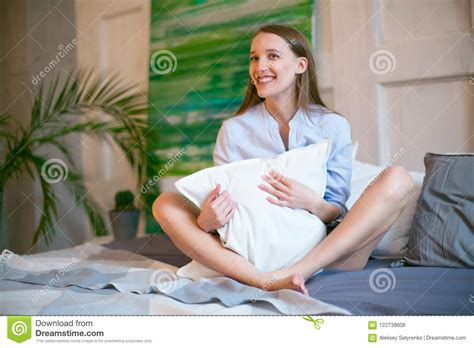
[259,102,310,128]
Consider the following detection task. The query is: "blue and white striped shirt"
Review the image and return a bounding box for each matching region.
[213,101,352,219]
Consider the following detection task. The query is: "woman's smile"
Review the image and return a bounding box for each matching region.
[256,75,276,86]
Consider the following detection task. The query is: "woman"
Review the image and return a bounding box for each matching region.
[153,24,413,295]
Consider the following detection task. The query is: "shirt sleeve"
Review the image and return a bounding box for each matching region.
[323,115,353,219]
[213,121,235,166]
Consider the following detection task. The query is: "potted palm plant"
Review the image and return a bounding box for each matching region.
[0,69,148,249]
[109,190,140,240]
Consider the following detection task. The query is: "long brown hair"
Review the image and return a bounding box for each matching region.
[236,24,327,116]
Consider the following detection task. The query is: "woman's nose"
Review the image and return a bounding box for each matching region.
[255,63,269,77]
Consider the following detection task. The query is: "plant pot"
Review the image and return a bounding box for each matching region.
[108,210,140,241]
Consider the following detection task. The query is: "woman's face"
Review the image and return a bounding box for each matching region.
[249,32,307,99]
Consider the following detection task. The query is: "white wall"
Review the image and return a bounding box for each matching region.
[314,0,474,171]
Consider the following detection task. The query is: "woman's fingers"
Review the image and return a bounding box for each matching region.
[218,197,235,216]
[262,174,290,193]
[207,190,225,208]
[224,203,236,223]
[214,200,235,227]
[258,183,287,200]
[210,191,234,215]
[267,196,290,207]
[270,170,291,186]
[205,184,221,204]
[222,201,235,219]
[214,191,231,208]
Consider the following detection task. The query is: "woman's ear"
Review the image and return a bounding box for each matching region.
[296,57,308,75]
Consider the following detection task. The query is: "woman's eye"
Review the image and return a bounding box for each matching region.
[269,54,280,60]
[250,57,258,61]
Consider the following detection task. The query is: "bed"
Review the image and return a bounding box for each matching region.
[105,235,474,315]
[2,234,471,316]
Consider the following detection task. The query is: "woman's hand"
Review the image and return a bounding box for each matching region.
[258,171,342,223]
[197,184,236,233]
[258,170,323,212]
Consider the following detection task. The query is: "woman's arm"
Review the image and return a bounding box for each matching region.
[307,198,342,224]
[322,115,353,220]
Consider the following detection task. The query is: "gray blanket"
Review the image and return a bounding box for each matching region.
[0,244,350,315]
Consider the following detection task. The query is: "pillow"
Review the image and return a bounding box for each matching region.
[347,160,425,259]
[174,140,333,281]
[351,141,359,161]
[405,153,474,267]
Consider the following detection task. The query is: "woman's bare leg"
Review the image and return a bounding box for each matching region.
[153,192,304,290]
[263,166,414,292]
[323,199,407,271]
[153,165,413,294]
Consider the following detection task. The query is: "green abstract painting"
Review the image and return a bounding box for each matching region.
[145,0,313,233]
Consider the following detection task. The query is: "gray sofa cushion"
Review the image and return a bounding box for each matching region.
[405,153,474,267]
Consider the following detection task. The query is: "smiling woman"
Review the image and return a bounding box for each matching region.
[153,24,414,295]
[239,25,326,121]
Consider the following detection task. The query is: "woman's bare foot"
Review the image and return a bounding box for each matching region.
[260,273,309,295]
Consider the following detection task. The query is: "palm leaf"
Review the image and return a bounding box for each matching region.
[29,154,59,246]
[0,68,149,246]
[67,170,108,238]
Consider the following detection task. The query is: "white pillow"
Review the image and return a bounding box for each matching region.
[175,140,333,281]
[352,141,359,161]
[347,160,425,259]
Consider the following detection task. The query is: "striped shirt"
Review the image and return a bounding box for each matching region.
[213,101,352,219]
